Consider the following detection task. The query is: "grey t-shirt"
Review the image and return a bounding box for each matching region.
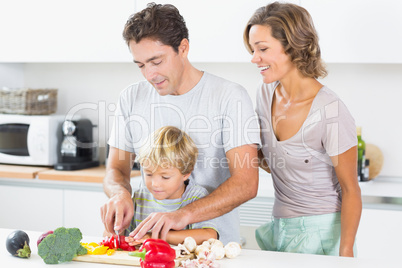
[126,179,219,237]
[256,81,357,218]
[108,72,261,244]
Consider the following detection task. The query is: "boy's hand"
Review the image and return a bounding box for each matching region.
[126,233,150,246]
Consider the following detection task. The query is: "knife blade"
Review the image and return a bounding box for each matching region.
[115,230,120,248]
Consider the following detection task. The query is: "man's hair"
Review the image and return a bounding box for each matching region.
[123,2,189,53]
[137,126,198,175]
[243,2,327,79]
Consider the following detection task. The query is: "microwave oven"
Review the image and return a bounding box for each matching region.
[0,114,64,166]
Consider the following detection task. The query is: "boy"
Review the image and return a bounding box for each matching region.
[125,126,219,245]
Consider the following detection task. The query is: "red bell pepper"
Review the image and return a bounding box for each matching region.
[99,235,137,251]
[128,239,176,268]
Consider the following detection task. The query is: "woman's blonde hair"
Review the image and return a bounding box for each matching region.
[243,2,327,79]
[137,126,198,175]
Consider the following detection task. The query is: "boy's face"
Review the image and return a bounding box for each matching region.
[143,161,190,200]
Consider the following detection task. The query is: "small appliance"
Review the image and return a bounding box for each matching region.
[0,114,63,166]
[54,119,99,170]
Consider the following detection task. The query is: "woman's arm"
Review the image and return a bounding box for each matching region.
[258,149,271,173]
[331,146,362,257]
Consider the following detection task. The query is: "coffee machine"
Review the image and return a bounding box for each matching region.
[54,119,99,170]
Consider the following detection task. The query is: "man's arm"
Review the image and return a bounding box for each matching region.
[101,147,136,234]
[130,144,259,240]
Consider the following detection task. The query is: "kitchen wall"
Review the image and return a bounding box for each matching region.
[1,62,401,177]
[0,63,24,88]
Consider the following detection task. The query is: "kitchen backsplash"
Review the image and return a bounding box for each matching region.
[1,62,401,177]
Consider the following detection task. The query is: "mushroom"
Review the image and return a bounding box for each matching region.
[195,245,210,258]
[224,242,241,258]
[207,238,217,244]
[201,240,211,249]
[172,243,190,258]
[183,237,197,253]
[210,244,225,260]
[209,239,224,249]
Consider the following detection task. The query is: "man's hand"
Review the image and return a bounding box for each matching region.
[102,147,136,235]
[100,190,134,235]
[129,210,190,241]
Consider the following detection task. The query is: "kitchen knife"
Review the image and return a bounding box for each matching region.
[114,230,120,248]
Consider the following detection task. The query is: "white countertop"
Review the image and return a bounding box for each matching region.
[0,228,396,268]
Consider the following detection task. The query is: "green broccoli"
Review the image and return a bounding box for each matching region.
[37,227,87,264]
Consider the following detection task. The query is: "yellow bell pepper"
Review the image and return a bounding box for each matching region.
[106,248,115,256]
[81,242,109,255]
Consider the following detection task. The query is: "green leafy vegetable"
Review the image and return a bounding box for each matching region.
[37,227,87,264]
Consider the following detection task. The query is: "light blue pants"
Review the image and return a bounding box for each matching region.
[255,212,357,256]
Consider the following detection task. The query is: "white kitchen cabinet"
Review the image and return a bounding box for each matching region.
[356,208,402,258]
[2,1,400,63]
[64,190,108,237]
[301,0,402,63]
[0,185,63,232]
[136,0,302,62]
[0,0,134,62]
[239,196,274,249]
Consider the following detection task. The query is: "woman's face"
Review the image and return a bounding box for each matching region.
[248,25,296,84]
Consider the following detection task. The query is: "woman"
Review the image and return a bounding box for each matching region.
[243,2,361,257]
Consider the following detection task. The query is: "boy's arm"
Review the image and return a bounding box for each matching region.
[166,228,218,245]
[127,228,217,246]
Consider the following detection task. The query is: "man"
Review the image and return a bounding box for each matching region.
[101,3,260,244]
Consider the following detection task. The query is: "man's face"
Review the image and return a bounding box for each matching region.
[129,38,186,96]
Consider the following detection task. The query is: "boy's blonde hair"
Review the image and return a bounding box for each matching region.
[137,126,198,175]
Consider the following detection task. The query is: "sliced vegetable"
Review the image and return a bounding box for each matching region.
[99,235,137,251]
[129,238,176,268]
[81,242,109,255]
[183,237,197,253]
[106,248,115,256]
[6,230,31,258]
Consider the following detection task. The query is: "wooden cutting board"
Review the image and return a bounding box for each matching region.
[73,251,194,267]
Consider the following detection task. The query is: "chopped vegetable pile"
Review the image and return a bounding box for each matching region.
[37,227,87,264]
[81,242,115,255]
[100,235,137,251]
